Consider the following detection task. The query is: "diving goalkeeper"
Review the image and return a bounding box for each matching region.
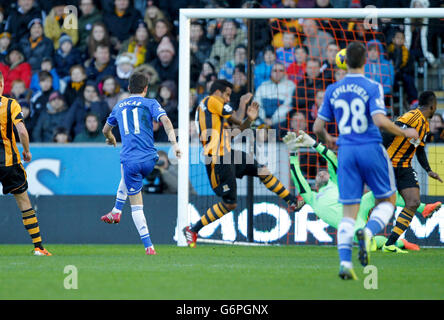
[283,130,441,252]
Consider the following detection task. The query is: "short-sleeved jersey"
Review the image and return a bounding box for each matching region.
[383,108,430,168]
[196,95,233,156]
[107,96,166,164]
[318,73,386,146]
[0,97,23,167]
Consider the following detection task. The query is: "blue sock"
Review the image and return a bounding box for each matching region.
[115,198,125,211]
[365,201,395,237]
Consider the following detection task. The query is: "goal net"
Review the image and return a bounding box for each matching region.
[176,8,444,247]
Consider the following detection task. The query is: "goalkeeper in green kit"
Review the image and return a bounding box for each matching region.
[283,130,441,252]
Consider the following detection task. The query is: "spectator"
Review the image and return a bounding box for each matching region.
[276,31,298,68]
[429,113,444,143]
[320,41,339,85]
[152,19,175,46]
[77,0,103,53]
[209,19,246,71]
[254,45,276,88]
[32,91,69,142]
[190,20,212,85]
[143,4,167,37]
[115,52,135,90]
[194,59,216,98]
[53,34,83,81]
[19,18,54,72]
[133,63,160,98]
[364,40,395,96]
[53,126,71,143]
[0,6,6,34]
[10,79,31,102]
[5,0,44,42]
[73,113,106,143]
[103,0,142,52]
[86,21,112,59]
[43,0,79,49]
[334,66,347,82]
[388,29,418,107]
[231,64,248,109]
[86,44,116,85]
[29,70,54,132]
[63,64,87,108]
[150,36,178,84]
[286,45,308,84]
[254,62,296,128]
[404,0,437,68]
[307,89,338,134]
[302,18,334,61]
[154,149,197,195]
[99,75,121,111]
[30,57,60,94]
[218,44,247,82]
[294,58,324,111]
[0,31,11,63]
[63,81,109,139]
[0,45,32,96]
[119,20,155,67]
[157,80,178,127]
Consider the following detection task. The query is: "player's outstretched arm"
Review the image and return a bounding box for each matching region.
[313,118,337,150]
[289,154,315,205]
[15,121,32,162]
[102,123,117,147]
[416,146,443,183]
[160,115,181,159]
[372,113,419,140]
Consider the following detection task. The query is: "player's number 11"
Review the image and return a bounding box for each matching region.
[122,108,141,135]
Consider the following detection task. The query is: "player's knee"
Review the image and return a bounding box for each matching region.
[224,202,237,211]
[406,198,421,211]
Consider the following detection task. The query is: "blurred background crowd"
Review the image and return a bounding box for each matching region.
[0,0,442,149]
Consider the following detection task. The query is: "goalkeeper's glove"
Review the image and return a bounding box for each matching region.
[283,130,316,151]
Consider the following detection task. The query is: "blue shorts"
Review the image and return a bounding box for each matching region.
[122,157,158,196]
[337,143,396,204]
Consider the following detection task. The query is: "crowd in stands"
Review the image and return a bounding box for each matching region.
[0,0,442,146]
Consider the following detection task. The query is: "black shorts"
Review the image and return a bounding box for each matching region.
[0,163,28,195]
[205,150,264,204]
[393,166,419,191]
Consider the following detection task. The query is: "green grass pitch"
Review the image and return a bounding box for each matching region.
[0,244,443,300]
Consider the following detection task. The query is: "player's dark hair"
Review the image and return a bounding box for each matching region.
[128,72,148,94]
[346,41,367,69]
[419,91,436,109]
[209,79,233,95]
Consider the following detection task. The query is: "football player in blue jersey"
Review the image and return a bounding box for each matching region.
[313,42,419,280]
[101,72,181,255]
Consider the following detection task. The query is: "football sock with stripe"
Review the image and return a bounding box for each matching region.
[191,202,231,233]
[365,201,395,237]
[113,179,127,213]
[385,207,415,246]
[259,174,295,205]
[131,205,153,249]
[337,217,355,268]
[22,208,43,249]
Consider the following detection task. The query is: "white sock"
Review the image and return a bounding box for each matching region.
[112,178,128,213]
[365,201,395,237]
[131,205,152,249]
[337,217,355,265]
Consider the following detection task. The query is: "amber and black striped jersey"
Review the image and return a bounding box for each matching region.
[0,97,23,167]
[383,108,430,168]
[196,95,233,157]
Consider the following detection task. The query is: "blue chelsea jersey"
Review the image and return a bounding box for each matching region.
[106,96,166,163]
[318,73,386,146]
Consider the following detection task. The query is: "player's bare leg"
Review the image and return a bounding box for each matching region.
[14,191,52,256]
[128,192,156,255]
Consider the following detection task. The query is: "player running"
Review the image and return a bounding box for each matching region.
[0,71,51,256]
[102,72,181,255]
[381,91,443,253]
[183,79,304,247]
[313,42,419,280]
[283,130,440,252]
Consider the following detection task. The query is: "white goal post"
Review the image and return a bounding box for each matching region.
[176,7,444,247]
